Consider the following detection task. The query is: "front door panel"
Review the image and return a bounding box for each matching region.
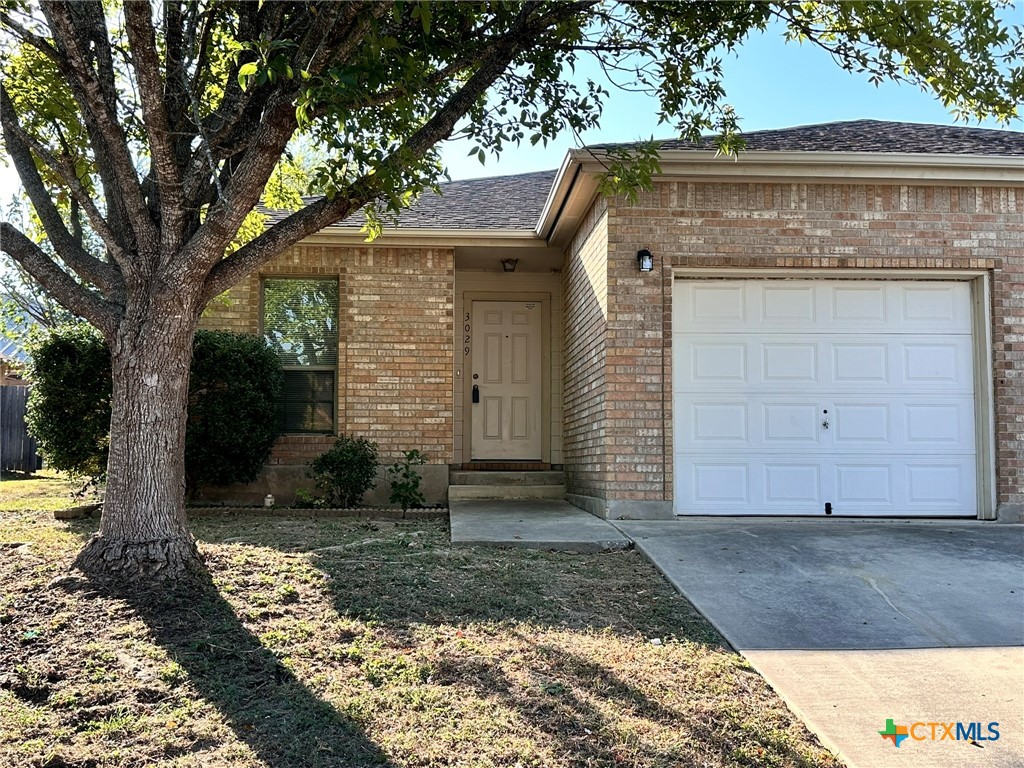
[471,301,542,460]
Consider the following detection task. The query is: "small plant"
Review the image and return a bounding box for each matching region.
[308,435,379,508]
[388,450,427,512]
[293,487,326,509]
[276,584,300,604]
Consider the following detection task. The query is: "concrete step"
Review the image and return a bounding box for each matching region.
[448,484,566,501]
[449,470,564,486]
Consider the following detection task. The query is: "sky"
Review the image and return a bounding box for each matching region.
[439,19,1019,180]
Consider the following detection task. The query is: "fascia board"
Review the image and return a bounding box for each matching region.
[586,150,1024,184]
[296,228,545,248]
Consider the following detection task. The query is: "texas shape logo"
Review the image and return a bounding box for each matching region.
[880,719,909,748]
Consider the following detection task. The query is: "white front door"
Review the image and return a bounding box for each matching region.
[470,300,543,460]
[673,279,978,517]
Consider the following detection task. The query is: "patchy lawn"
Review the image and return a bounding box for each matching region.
[0,485,842,768]
[0,470,81,512]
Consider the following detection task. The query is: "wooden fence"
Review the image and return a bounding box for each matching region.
[1,385,42,473]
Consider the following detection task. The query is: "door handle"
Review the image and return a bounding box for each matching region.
[472,384,480,404]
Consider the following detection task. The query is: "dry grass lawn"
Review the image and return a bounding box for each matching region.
[0,472,842,767]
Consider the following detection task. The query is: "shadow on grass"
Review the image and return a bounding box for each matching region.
[304,540,828,767]
[177,517,835,766]
[87,573,394,768]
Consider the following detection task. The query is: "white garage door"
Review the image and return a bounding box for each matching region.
[673,279,977,517]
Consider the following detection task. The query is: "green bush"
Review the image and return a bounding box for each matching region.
[309,435,379,508]
[388,449,427,511]
[186,330,283,490]
[25,324,111,479]
[25,326,283,491]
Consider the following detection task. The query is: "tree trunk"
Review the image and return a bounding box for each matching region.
[73,302,204,582]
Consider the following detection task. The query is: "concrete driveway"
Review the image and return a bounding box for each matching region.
[615,518,1024,768]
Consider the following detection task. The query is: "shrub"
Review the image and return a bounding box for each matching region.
[186,330,283,491]
[25,325,283,492]
[388,450,427,511]
[25,324,111,479]
[309,435,379,508]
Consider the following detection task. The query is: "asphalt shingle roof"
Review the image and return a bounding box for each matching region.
[269,169,557,232]
[267,121,1022,232]
[654,119,1024,156]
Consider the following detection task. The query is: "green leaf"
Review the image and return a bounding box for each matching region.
[237,62,258,91]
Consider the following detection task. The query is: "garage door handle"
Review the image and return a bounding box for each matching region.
[822,419,830,429]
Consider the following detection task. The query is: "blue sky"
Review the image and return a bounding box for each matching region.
[439,20,1019,181]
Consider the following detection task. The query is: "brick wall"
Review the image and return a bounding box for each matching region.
[199,244,454,500]
[561,198,609,501]
[606,180,1023,514]
[993,252,1022,514]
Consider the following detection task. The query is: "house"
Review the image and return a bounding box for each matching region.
[199,119,1023,522]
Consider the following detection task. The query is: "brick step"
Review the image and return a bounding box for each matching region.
[449,471,564,486]
[448,484,566,501]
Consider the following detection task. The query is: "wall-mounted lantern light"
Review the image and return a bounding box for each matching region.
[637,249,654,273]
[501,258,519,273]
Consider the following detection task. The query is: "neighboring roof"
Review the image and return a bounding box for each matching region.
[0,325,28,363]
[653,119,1024,156]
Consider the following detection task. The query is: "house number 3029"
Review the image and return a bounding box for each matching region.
[464,313,470,356]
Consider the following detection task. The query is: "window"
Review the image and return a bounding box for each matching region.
[262,278,339,433]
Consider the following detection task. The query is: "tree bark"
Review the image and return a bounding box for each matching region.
[73,298,203,581]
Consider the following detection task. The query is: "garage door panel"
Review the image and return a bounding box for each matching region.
[673,278,978,517]
[762,284,816,322]
[691,463,751,504]
[678,335,973,393]
[831,342,890,384]
[677,455,976,516]
[689,341,747,383]
[902,340,972,388]
[763,403,820,444]
[764,463,822,503]
[677,397,825,452]
[831,284,888,324]
[832,457,975,514]
[675,280,971,335]
[832,396,975,453]
[762,343,818,382]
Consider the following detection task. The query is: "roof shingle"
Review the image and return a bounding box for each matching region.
[654,119,1024,156]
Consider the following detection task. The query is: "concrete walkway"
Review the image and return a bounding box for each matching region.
[615,518,1024,768]
[449,499,630,552]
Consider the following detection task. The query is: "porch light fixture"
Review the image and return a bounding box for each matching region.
[501,258,519,273]
[637,249,654,272]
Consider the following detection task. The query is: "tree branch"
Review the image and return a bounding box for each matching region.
[0,84,124,297]
[40,0,159,259]
[124,0,186,249]
[0,223,119,336]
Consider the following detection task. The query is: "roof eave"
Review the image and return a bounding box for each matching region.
[297,227,544,248]
[539,148,1023,249]
[653,149,1024,181]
